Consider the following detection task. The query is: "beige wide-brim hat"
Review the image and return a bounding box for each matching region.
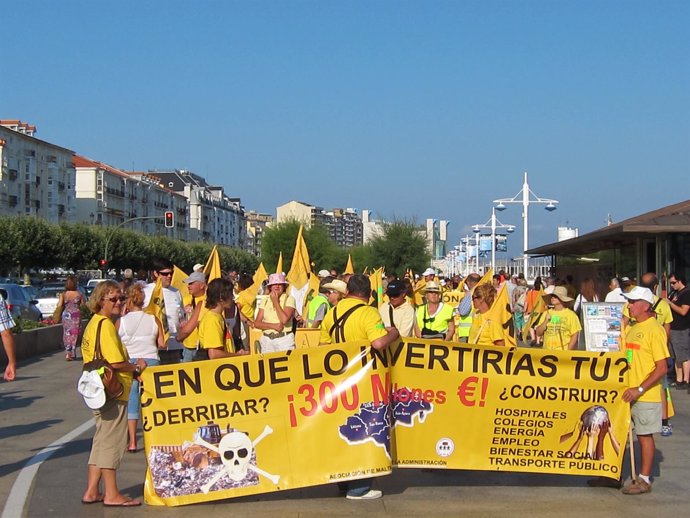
[423,281,442,293]
[323,279,347,295]
[542,285,573,303]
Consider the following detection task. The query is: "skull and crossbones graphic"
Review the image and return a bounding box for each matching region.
[194,424,280,493]
[560,405,621,460]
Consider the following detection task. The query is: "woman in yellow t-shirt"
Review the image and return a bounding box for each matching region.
[81,280,146,507]
[468,283,506,347]
[199,278,249,360]
[254,273,297,353]
[535,286,582,350]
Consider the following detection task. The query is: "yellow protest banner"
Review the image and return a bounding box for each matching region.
[141,339,631,507]
[141,343,392,506]
[442,289,464,306]
[388,339,629,477]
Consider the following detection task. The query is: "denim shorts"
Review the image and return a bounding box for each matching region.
[128,358,160,420]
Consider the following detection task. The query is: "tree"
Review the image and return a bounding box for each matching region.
[367,219,430,277]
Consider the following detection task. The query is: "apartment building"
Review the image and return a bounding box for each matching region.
[74,156,188,239]
[0,120,76,223]
[276,200,363,247]
[246,210,274,256]
[150,170,245,248]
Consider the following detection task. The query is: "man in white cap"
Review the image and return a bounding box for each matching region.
[317,269,331,280]
[176,271,208,362]
[193,263,204,273]
[619,286,670,495]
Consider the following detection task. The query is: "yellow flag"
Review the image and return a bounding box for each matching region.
[204,245,222,283]
[368,267,384,307]
[667,387,675,419]
[171,265,190,301]
[303,271,322,316]
[145,278,170,342]
[286,225,311,316]
[250,262,268,297]
[476,268,494,289]
[344,254,354,275]
[276,252,283,274]
[487,283,517,348]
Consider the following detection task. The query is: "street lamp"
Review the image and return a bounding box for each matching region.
[493,171,558,279]
[472,207,515,270]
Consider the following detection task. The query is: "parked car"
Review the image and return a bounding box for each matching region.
[83,278,106,299]
[0,283,42,322]
[35,284,87,319]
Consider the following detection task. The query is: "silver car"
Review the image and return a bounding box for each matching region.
[0,283,42,322]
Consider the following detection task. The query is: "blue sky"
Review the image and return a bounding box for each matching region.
[3,0,689,257]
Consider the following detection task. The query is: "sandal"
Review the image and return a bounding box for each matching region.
[65,354,75,361]
[103,499,141,507]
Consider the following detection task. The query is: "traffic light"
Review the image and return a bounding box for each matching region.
[164,211,174,228]
[100,259,107,268]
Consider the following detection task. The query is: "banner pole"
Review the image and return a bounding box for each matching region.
[628,424,637,483]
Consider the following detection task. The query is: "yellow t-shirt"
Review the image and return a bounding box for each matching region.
[624,317,670,403]
[182,293,207,350]
[543,308,582,350]
[198,311,234,354]
[81,315,131,402]
[235,289,256,322]
[259,293,296,334]
[320,297,387,344]
[469,311,504,346]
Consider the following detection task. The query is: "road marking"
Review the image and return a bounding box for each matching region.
[2,419,95,518]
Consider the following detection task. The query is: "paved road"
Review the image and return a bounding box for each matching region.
[2,349,689,517]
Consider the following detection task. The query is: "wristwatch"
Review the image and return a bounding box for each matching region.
[134,367,141,376]
[637,386,645,394]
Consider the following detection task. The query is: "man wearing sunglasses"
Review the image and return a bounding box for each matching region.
[143,259,184,355]
[666,273,690,390]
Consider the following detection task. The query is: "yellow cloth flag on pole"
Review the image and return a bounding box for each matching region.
[276,252,283,274]
[145,278,170,342]
[344,254,354,275]
[286,225,311,316]
[486,283,517,348]
[250,262,268,297]
[171,265,190,301]
[204,245,222,283]
[368,267,384,307]
[476,267,494,288]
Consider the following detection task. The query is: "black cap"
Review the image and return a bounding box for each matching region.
[386,280,404,297]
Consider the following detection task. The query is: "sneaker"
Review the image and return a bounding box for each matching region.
[621,479,652,495]
[346,489,383,500]
[587,477,622,488]
[674,381,687,390]
[661,424,673,437]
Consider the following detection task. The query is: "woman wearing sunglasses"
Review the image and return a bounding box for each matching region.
[413,281,455,340]
[81,280,147,507]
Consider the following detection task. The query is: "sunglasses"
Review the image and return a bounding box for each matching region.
[472,295,482,300]
[670,280,677,285]
[157,270,173,276]
[103,295,124,303]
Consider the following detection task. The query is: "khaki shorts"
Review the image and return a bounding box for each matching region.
[88,399,128,469]
[631,401,662,436]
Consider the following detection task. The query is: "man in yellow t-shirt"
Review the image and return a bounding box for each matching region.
[619,287,670,495]
[319,274,400,500]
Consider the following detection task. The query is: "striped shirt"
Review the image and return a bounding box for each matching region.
[0,298,16,332]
